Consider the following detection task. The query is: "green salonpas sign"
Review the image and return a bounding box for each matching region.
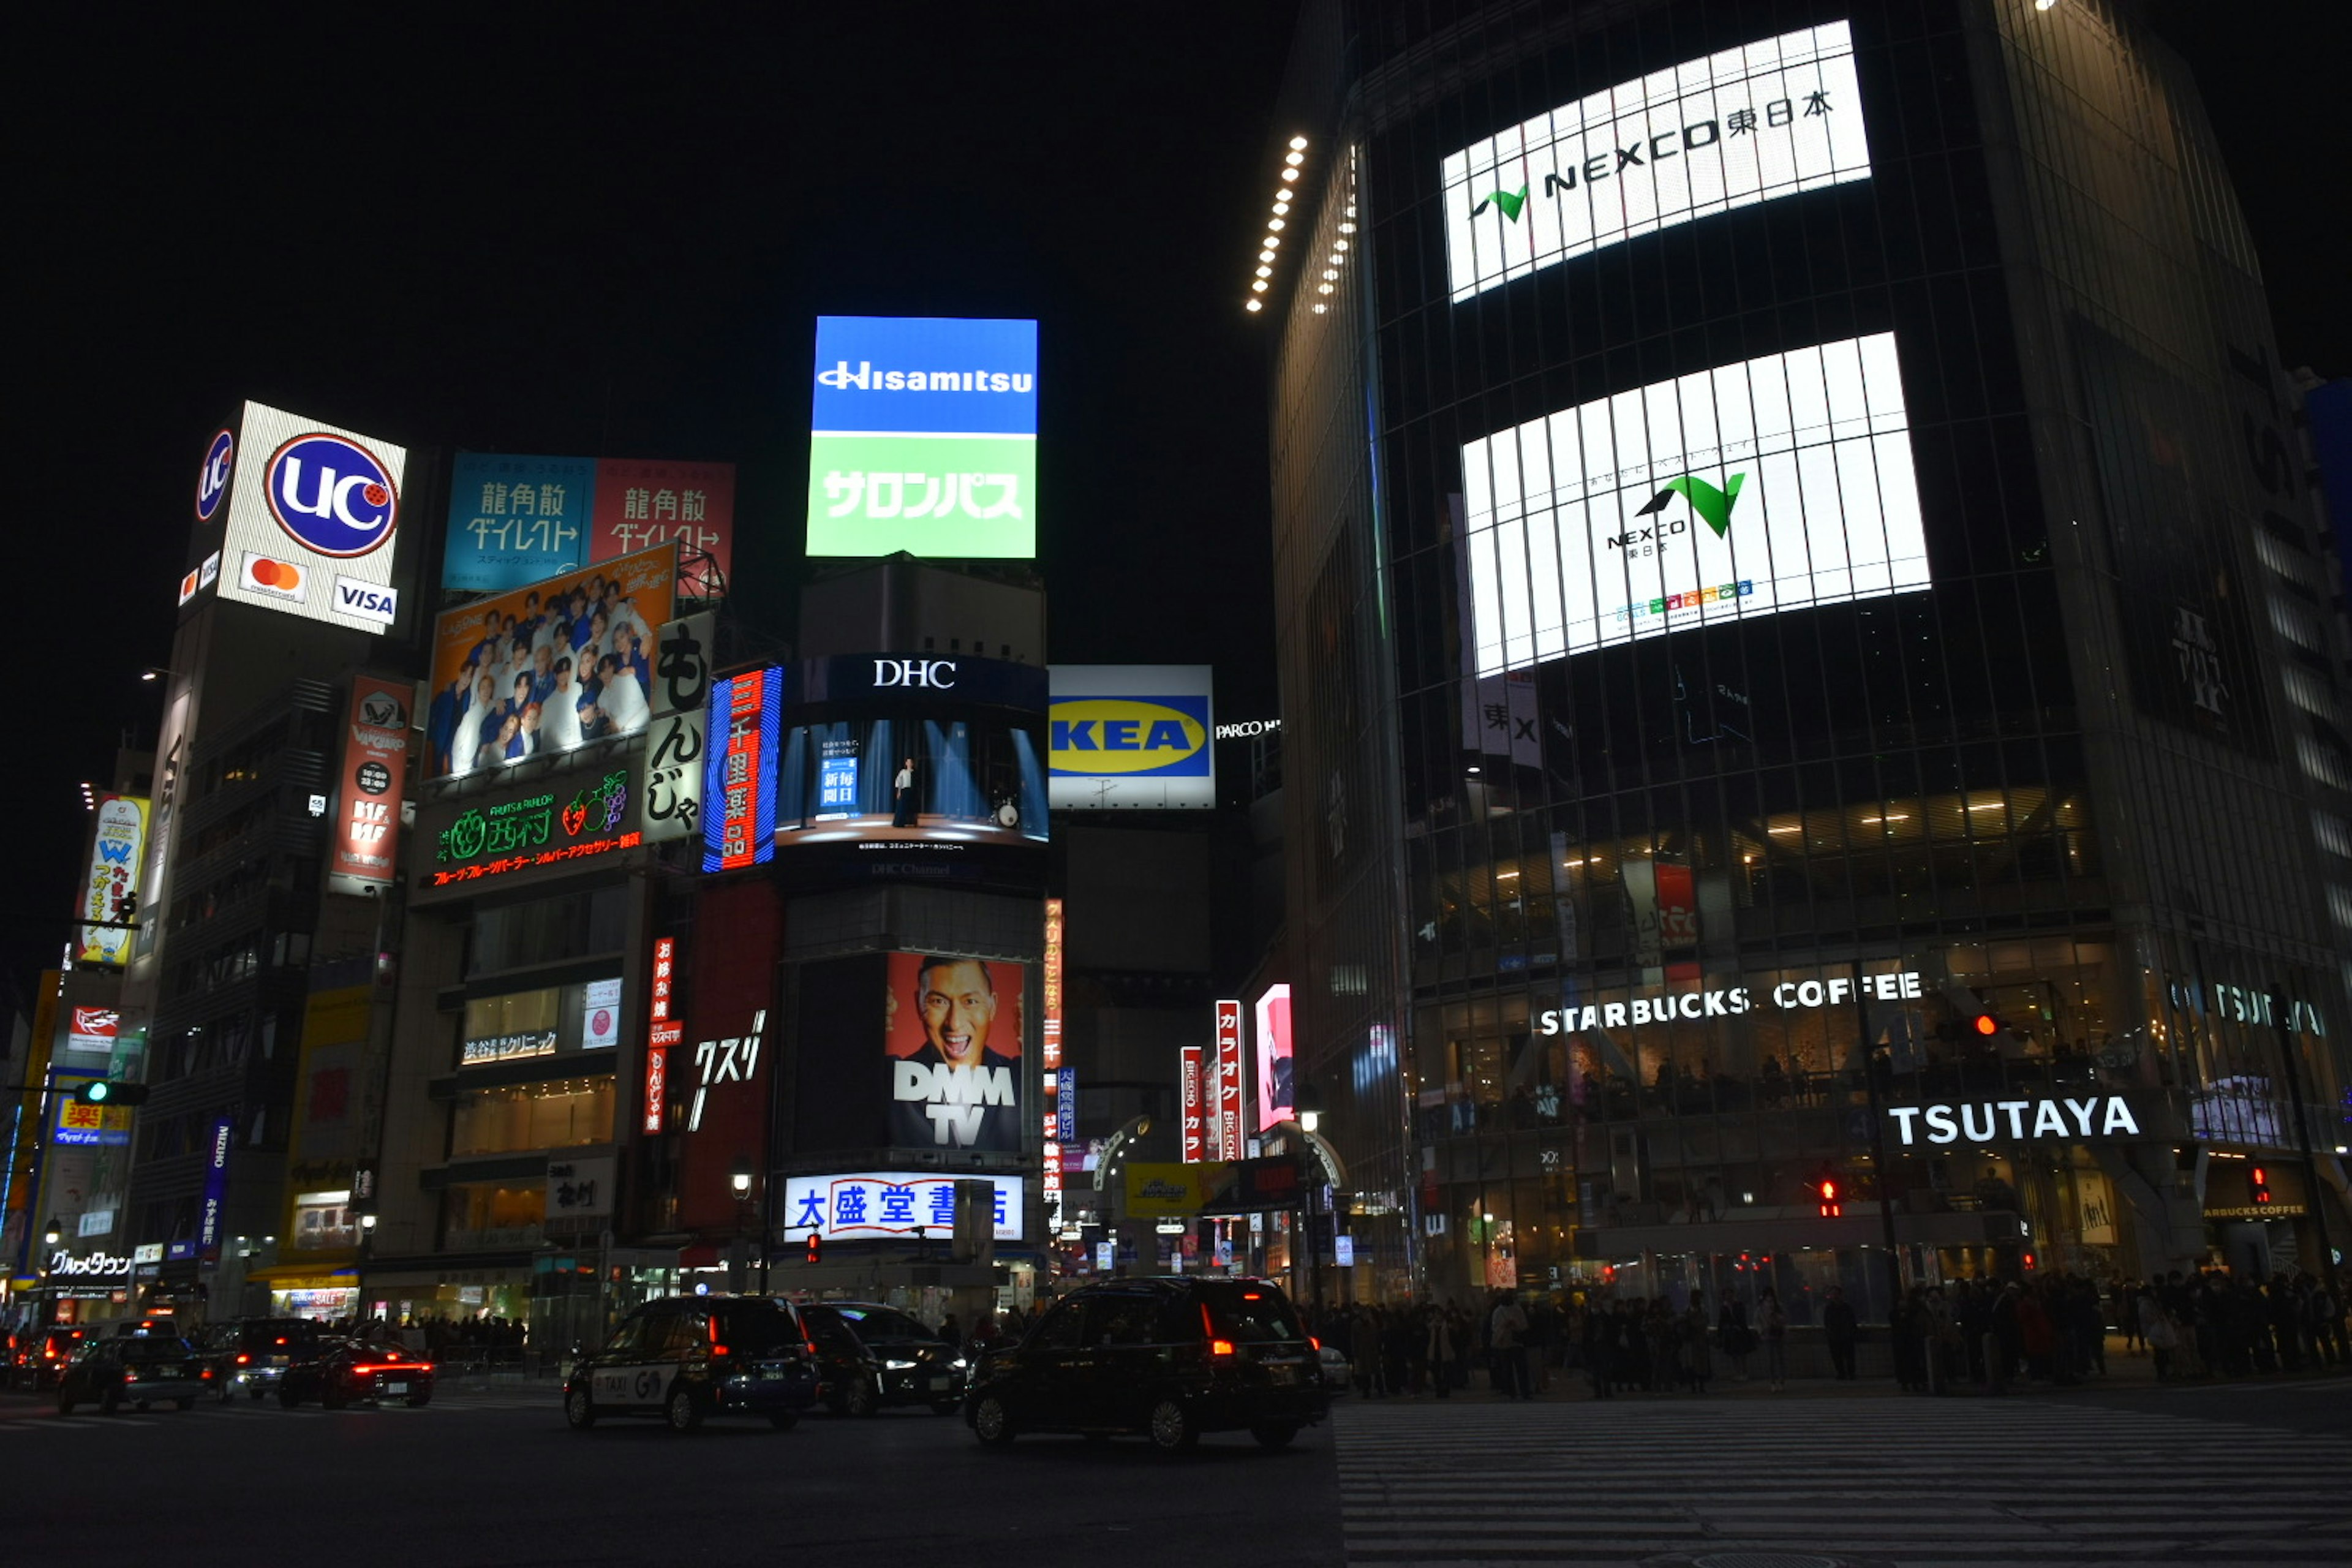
[805,432,1035,559]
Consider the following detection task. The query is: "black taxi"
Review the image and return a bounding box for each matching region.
[965,1276,1328,1452]
[564,1295,821,1433]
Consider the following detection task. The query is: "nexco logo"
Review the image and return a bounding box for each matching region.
[872,658,956,690]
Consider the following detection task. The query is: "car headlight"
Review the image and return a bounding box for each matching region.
[949,1356,969,1370]
[883,1358,917,1371]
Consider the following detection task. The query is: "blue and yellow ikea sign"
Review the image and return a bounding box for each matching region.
[1051,697,1210,777]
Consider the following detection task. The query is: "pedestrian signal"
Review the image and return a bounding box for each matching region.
[804,1234,822,1265]
[2250,1167,2272,1206]
[1817,1177,1843,1219]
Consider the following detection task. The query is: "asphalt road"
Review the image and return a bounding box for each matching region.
[0,1385,1348,1568]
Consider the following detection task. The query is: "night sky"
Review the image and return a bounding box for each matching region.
[10,4,2342,1001]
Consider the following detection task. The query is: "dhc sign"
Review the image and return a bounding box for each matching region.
[1885,1095,2143,1147]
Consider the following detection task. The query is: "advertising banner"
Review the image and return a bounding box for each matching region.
[1041,899,1065,1071]
[428,769,638,888]
[1123,1161,1227,1219]
[643,612,714,845]
[442,454,737,596]
[781,1171,1023,1242]
[807,315,1038,559]
[199,1115,234,1261]
[76,794,148,965]
[424,542,678,779]
[65,1007,118,1057]
[329,676,410,895]
[702,665,782,872]
[1460,332,1926,673]
[215,400,410,631]
[1443,21,1871,301]
[1254,984,1294,1135]
[886,953,1026,1154]
[1180,1043,1207,1163]
[1048,665,1215,810]
[1214,999,1245,1158]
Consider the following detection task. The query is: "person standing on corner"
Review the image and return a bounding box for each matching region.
[1823,1284,1860,1381]
[1757,1288,1790,1391]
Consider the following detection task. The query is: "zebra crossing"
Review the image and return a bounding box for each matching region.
[1331,1396,2351,1566]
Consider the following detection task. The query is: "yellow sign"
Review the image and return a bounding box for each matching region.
[1123,1161,1228,1218]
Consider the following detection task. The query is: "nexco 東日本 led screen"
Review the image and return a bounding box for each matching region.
[1460,333,1928,675]
[805,315,1038,559]
[1442,21,1871,302]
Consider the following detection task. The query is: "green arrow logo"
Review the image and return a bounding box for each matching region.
[1638,473,1746,537]
[1472,185,1529,222]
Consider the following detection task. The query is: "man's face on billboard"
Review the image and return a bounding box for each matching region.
[919,961,995,1066]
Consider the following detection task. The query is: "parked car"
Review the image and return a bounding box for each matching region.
[799,1302,969,1415]
[277,1336,435,1409]
[56,1335,212,1414]
[564,1295,823,1434]
[11,1326,94,1391]
[200,1317,323,1401]
[965,1276,1329,1452]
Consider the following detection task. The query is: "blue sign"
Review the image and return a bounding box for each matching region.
[266,432,399,557]
[196,428,234,524]
[1057,1068,1077,1143]
[441,452,600,592]
[812,317,1039,436]
[817,754,858,812]
[198,1115,233,1259]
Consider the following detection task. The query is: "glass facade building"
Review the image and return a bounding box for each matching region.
[1265,0,2352,1314]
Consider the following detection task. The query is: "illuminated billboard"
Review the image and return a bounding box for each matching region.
[1443,21,1871,301]
[1254,984,1293,1135]
[328,676,409,896]
[806,315,1038,559]
[702,665,783,872]
[214,401,410,631]
[1048,665,1215,810]
[782,1171,1023,1242]
[1460,331,1926,674]
[424,543,677,779]
[771,654,1048,880]
[76,794,148,965]
[442,453,737,595]
[886,953,1026,1154]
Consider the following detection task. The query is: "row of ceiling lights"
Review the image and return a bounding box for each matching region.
[1244,136,1310,314]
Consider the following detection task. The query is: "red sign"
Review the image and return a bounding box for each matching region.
[1215,999,1245,1159]
[1180,1043,1205,1164]
[592,458,736,597]
[643,1042,670,1134]
[331,676,410,891]
[1041,898,1065,1072]
[651,937,676,1022]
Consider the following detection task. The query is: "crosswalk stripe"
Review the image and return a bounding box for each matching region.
[1331,1400,2351,1566]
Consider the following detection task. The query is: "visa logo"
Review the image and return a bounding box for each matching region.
[1049,698,1210,777]
[334,575,399,625]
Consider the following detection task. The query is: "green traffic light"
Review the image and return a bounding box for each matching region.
[84,1080,111,1103]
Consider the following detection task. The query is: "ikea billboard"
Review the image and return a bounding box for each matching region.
[1048,666,1214,810]
[806,315,1038,560]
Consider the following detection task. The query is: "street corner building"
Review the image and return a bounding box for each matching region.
[1256,0,2352,1313]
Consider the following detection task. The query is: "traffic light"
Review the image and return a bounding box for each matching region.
[74,1080,148,1107]
[2250,1166,2272,1207]
[804,1234,822,1265]
[1817,1177,1844,1219]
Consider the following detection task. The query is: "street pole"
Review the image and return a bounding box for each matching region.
[2268,984,2339,1295]
[1855,976,1905,1327]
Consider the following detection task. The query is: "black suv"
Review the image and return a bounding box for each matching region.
[564,1295,823,1433]
[965,1276,1328,1452]
[801,1302,969,1415]
[199,1317,322,1401]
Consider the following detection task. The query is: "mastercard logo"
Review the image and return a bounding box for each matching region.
[243,551,306,599]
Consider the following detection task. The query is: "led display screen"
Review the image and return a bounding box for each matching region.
[780,1171,1023,1242]
[442,453,737,596]
[806,315,1038,559]
[886,952,1027,1155]
[1048,665,1215,810]
[214,400,411,631]
[1442,21,1871,302]
[1460,332,1927,674]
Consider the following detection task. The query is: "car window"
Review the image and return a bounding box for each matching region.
[1026,1298,1087,1351]
[600,1313,655,1359]
[715,1303,805,1356]
[836,1308,932,1341]
[658,1311,709,1355]
[1197,1283,1304,1343]
[1085,1294,1161,1348]
[120,1338,195,1362]
[801,1309,864,1350]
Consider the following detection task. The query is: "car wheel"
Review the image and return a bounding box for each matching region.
[971,1394,1016,1447]
[406,1393,432,1409]
[564,1387,597,1430]
[1146,1398,1197,1453]
[1251,1422,1299,1450]
[665,1386,704,1433]
[845,1378,879,1418]
[930,1400,961,1417]
[176,1400,196,1412]
[279,1387,301,1409]
[766,1410,799,1431]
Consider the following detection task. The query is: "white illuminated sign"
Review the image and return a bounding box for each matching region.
[1461,332,1927,674]
[1886,1096,2143,1146]
[1442,21,1871,301]
[1539,970,1921,1035]
[214,400,409,633]
[780,1171,1024,1242]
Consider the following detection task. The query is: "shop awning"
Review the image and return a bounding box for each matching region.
[245,1264,356,1286]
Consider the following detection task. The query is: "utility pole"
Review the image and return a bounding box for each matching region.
[2268,984,2339,1295]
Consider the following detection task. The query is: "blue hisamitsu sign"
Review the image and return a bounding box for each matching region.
[811,316,1039,436]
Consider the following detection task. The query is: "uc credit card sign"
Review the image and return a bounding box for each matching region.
[1048,665,1215,811]
[806,316,1038,560]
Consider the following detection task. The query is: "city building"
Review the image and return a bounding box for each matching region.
[1258,0,2352,1314]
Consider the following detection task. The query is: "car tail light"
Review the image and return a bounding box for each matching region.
[201,1368,214,1379]
[349,1365,376,1376]
[1209,1338,1237,1359]
[236,1353,251,1365]
[1308,1336,1320,1352]
[709,1319,728,1358]
[123,1370,138,1384]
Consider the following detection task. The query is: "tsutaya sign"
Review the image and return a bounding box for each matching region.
[1538,970,1922,1035]
[1887,1095,2144,1147]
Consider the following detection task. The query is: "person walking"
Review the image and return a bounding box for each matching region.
[1426,1305,1459,1399]
[1583,1298,1616,1399]
[1718,1294,1753,1382]
[1681,1291,1713,1394]
[1757,1288,1789,1391]
[1489,1293,1530,1399]
[1823,1285,1859,1380]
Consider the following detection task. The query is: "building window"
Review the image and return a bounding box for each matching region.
[449,1077,616,1156]
[441,1182,545,1251]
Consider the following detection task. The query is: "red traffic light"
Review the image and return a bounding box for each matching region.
[2250,1167,2272,1205]
[1973,1014,2000,1036]
[804,1234,823,1264]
